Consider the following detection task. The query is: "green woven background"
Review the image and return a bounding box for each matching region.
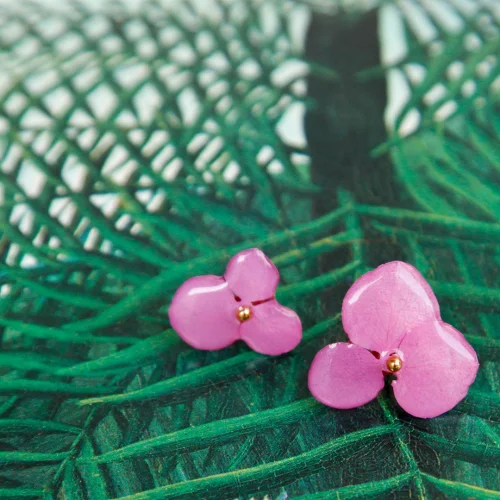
[0,0,499,498]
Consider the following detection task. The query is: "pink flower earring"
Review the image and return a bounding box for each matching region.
[169,248,302,355]
[308,261,479,418]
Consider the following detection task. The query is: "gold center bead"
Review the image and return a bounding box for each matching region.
[237,306,252,322]
[386,355,403,373]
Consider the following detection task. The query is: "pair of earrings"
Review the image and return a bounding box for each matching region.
[169,248,479,419]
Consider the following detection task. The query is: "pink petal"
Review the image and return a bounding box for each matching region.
[308,343,384,409]
[224,248,279,303]
[169,275,240,350]
[393,320,479,418]
[342,261,441,353]
[240,299,302,355]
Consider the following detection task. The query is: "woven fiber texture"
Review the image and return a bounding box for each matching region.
[0,0,499,498]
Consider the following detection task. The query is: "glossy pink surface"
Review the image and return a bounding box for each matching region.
[169,248,302,355]
[308,343,384,409]
[169,275,240,350]
[241,299,302,355]
[309,261,479,418]
[342,261,440,353]
[224,248,279,303]
[393,320,478,418]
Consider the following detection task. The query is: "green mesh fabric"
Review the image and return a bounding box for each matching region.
[0,0,499,498]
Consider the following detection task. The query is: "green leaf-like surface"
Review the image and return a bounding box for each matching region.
[0,0,499,498]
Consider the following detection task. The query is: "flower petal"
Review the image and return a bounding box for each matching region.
[393,320,479,418]
[342,261,441,353]
[169,275,240,350]
[240,300,302,355]
[224,248,279,303]
[308,343,384,409]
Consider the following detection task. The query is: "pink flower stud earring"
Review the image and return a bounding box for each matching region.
[308,261,479,418]
[169,248,302,355]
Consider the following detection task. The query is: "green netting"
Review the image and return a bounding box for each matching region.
[0,0,499,498]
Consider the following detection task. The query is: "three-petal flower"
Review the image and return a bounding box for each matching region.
[169,248,302,355]
[308,261,479,418]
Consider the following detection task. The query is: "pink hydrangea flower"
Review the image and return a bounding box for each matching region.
[308,261,479,418]
[169,248,302,355]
